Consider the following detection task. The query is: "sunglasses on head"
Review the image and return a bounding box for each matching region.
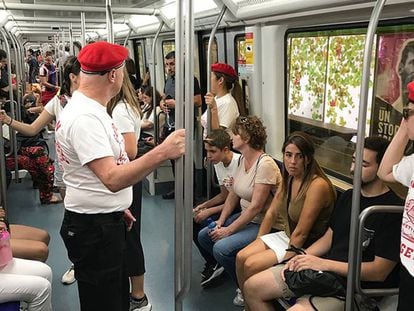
[403,107,414,120]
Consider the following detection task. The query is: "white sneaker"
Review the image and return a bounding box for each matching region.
[61,264,76,285]
[233,288,244,307]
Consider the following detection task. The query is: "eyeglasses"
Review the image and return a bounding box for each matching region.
[403,107,414,120]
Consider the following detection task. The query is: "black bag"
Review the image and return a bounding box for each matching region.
[284,268,346,298]
[283,245,346,298]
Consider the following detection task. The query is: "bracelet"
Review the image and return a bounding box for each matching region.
[7,118,12,126]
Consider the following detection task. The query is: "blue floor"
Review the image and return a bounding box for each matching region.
[6,177,242,311]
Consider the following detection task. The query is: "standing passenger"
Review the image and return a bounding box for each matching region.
[56,41,185,311]
[107,68,152,311]
[160,50,202,200]
[378,81,414,311]
[201,63,243,139]
[39,51,58,106]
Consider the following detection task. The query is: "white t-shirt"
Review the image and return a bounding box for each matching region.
[214,152,241,189]
[44,94,67,119]
[55,91,132,214]
[112,100,141,141]
[201,93,240,138]
[393,153,414,276]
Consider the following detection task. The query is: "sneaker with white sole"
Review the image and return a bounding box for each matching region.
[233,288,244,307]
[129,294,152,311]
[61,264,76,285]
[201,263,225,287]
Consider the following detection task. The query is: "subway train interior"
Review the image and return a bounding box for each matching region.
[0,0,413,310]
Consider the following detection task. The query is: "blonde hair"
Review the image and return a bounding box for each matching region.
[107,67,142,118]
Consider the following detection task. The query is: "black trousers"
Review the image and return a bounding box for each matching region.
[125,181,145,276]
[398,265,414,311]
[60,210,129,311]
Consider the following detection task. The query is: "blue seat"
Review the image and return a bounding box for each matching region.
[0,301,20,311]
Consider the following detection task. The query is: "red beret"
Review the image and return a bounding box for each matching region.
[408,81,414,102]
[211,63,238,79]
[78,41,129,73]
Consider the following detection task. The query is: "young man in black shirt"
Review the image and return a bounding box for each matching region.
[243,136,403,310]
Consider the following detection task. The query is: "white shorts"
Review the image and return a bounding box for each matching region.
[260,231,290,263]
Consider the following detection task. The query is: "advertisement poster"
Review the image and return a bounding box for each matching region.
[371,34,414,140]
[244,32,254,74]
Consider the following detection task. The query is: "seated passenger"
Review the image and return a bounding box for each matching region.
[197,116,283,295]
[193,129,241,285]
[236,132,336,305]
[244,136,403,311]
[0,221,52,310]
[139,86,165,151]
[0,196,49,262]
[201,63,242,139]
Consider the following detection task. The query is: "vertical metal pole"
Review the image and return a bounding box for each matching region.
[7,32,21,121]
[0,28,17,183]
[106,0,114,43]
[206,6,227,199]
[80,12,86,47]
[123,29,133,47]
[151,21,164,180]
[69,23,74,55]
[0,124,7,212]
[345,1,386,310]
[183,0,194,302]
[174,0,184,310]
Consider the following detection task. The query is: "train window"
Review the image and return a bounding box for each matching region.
[203,37,218,65]
[134,41,146,85]
[286,23,414,180]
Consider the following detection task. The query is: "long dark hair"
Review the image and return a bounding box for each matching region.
[142,86,161,119]
[213,71,246,116]
[281,131,335,201]
[60,56,80,97]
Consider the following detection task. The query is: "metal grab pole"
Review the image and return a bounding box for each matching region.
[152,21,164,146]
[123,29,132,47]
[11,34,25,121]
[206,6,227,199]
[182,0,194,304]
[80,12,86,47]
[0,29,18,182]
[345,1,386,310]
[356,205,402,297]
[106,0,114,43]
[0,123,7,212]
[7,32,22,121]
[174,0,185,309]
[69,23,74,55]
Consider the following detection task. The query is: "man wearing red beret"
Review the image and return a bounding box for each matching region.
[160,51,202,200]
[379,81,414,311]
[55,41,185,311]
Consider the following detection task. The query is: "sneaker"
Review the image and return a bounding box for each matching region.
[130,294,152,311]
[233,288,245,307]
[201,263,225,287]
[201,262,215,277]
[61,264,76,285]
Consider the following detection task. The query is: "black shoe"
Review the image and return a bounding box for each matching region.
[201,263,225,287]
[162,190,175,200]
[201,262,216,277]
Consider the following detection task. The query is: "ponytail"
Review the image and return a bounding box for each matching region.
[231,80,246,116]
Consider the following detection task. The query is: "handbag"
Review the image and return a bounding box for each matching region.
[0,229,12,267]
[284,268,346,297]
[283,245,346,298]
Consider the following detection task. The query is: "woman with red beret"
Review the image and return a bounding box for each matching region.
[201,63,245,138]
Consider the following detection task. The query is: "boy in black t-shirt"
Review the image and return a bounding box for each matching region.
[243,137,403,310]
